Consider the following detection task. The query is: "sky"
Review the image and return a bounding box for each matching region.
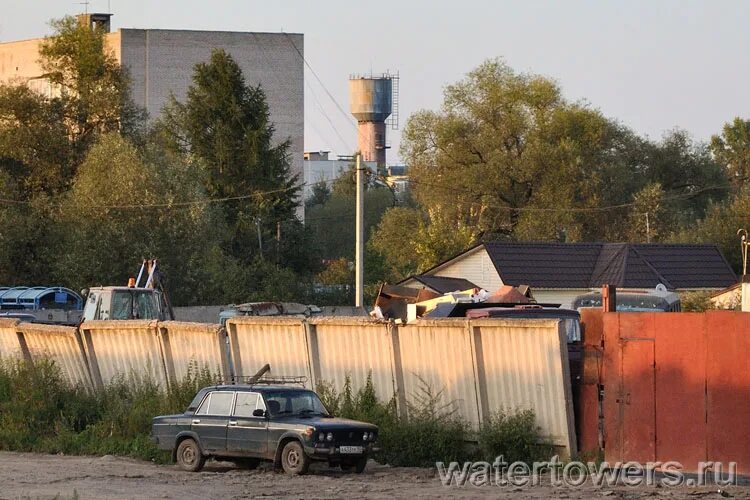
[2,0,749,164]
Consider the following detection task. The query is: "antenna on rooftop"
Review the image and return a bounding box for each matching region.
[77,0,90,14]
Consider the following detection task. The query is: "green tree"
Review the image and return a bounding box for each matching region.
[0,85,73,197]
[160,49,300,264]
[55,134,225,305]
[627,183,667,243]
[369,207,423,281]
[306,187,394,260]
[644,129,727,228]
[401,58,646,243]
[711,117,750,190]
[672,186,750,273]
[305,179,331,208]
[39,16,144,160]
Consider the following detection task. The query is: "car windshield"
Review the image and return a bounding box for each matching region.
[110,291,159,320]
[263,390,330,417]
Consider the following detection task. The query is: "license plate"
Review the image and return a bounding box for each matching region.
[339,446,363,454]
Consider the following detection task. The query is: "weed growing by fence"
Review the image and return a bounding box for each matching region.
[318,374,550,467]
[477,409,553,464]
[0,360,550,467]
[0,359,215,462]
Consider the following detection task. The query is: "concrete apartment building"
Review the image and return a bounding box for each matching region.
[0,14,304,202]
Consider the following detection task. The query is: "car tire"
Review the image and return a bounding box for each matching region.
[234,458,261,470]
[176,439,205,472]
[280,441,310,475]
[354,457,367,474]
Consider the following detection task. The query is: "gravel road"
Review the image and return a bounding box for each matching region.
[1,452,748,499]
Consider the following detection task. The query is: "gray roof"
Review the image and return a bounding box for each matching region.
[443,242,737,290]
[410,275,479,293]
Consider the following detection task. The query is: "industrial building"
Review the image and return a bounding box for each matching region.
[0,13,304,195]
[302,151,377,200]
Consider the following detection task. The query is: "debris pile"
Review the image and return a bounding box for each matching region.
[371,283,539,323]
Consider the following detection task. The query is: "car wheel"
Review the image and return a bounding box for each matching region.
[176,439,205,472]
[281,441,310,475]
[354,457,367,474]
[234,458,261,470]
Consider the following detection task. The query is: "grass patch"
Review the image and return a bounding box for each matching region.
[0,358,215,462]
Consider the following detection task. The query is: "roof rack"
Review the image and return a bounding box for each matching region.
[227,374,308,386]
[223,363,307,386]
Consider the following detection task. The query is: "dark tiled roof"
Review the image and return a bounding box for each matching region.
[412,275,479,294]
[484,242,602,288]
[480,242,736,290]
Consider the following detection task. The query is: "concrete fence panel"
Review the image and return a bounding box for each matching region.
[17,322,93,390]
[158,321,229,383]
[80,320,167,390]
[308,317,398,403]
[0,318,23,361]
[397,319,482,429]
[474,318,576,453]
[226,317,312,385]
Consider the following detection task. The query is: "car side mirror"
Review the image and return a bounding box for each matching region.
[252,409,265,417]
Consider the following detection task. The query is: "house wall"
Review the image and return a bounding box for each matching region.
[710,287,740,310]
[431,247,503,291]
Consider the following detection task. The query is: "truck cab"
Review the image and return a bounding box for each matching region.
[82,286,166,321]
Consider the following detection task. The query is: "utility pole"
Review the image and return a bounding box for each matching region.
[355,153,364,307]
[645,212,651,243]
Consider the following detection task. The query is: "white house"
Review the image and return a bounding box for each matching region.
[398,242,738,309]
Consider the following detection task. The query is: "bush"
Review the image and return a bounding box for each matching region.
[320,374,467,467]
[477,409,553,464]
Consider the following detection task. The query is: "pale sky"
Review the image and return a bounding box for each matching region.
[2,0,749,164]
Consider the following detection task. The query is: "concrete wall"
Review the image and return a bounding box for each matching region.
[226,316,577,456]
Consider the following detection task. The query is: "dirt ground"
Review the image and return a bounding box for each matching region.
[1,452,749,500]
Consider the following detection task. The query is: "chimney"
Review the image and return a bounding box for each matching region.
[77,13,113,33]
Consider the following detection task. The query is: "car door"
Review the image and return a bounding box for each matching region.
[227,391,268,456]
[191,391,234,453]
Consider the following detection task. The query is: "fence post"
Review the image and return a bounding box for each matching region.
[469,320,490,425]
[602,284,617,312]
[304,320,321,390]
[79,324,104,390]
[388,322,408,419]
[157,323,177,388]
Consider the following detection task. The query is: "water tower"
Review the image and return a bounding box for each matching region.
[349,72,399,167]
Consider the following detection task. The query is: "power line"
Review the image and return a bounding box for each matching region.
[404,178,730,214]
[282,32,372,149]
[0,185,298,210]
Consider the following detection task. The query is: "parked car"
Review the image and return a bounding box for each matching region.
[151,384,378,475]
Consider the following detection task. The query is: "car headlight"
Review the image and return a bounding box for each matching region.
[363,432,370,441]
[318,432,325,441]
[326,432,334,442]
